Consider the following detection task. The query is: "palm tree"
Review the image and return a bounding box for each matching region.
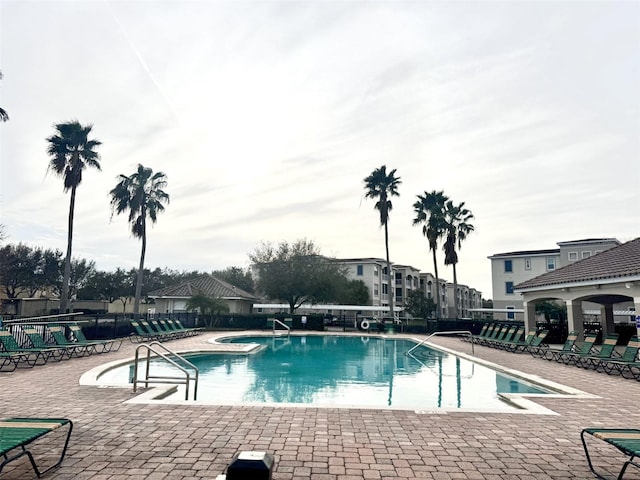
[46,121,102,313]
[442,200,475,319]
[363,165,401,321]
[412,190,448,319]
[110,164,169,317]
[0,71,8,122]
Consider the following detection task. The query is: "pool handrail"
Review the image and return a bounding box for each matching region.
[406,331,474,356]
[272,319,291,337]
[133,342,199,400]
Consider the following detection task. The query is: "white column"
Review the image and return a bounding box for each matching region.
[599,304,615,337]
[566,300,584,340]
[523,301,537,333]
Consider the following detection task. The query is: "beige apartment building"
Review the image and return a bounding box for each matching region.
[488,238,630,321]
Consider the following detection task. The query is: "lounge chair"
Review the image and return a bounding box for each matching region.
[467,323,490,343]
[67,324,122,353]
[146,319,180,340]
[525,329,550,356]
[487,325,516,348]
[541,331,579,361]
[0,417,73,478]
[46,326,94,357]
[581,427,640,479]
[596,336,640,378]
[477,324,505,346]
[554,334,598,365]
[493,326,524,350]
[471,323,495,344]
[577,334,620,369]
[21,327,82,360]
[504,329,537,352]
[0,328,51,365]
[166,319,201,337]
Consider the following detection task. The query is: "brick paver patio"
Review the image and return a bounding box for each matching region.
[1,331,639,479]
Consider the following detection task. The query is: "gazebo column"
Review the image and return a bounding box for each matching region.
[523,300,537,333]
[566,300,584,339]
[635,295,640,337]
[599,304,615,337]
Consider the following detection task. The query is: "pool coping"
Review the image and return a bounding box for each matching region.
[79,331,599,414]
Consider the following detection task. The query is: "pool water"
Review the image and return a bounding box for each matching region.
[99,335,551,410]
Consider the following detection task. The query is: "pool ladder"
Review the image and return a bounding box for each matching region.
[272,319,291,337]
[132,341,199,400]
[406,330,474,356]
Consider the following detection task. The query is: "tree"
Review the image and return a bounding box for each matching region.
[442,200,475,319]
[0,71,8,122]
[336,279,370,305]
[110,164,169,317]
[250,239,348,313]
[363,165,401,320]
[536,300,567,322]
[46,121,102,312]
[412,190,448,319]
[67,258,96,303]
[404,290,437,319]
[186,293,229,327]
[212,266,254,293]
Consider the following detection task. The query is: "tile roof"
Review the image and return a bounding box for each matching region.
[515,237,640,290]
[148,275,258,300]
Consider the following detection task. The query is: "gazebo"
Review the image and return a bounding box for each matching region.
[514,238,640,339]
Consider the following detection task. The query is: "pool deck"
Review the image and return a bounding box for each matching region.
[2,330,640,479]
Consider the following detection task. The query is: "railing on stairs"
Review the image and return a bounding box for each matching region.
[132,341,199,400]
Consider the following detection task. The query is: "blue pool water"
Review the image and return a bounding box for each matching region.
[99,335,551,410]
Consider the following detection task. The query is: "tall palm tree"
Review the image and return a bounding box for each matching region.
[46,121,102,313]
[0,71,8,122]
[412,190,448,319]
[442,200,475,319]
[363,165,401,321]
[110,164,169,317]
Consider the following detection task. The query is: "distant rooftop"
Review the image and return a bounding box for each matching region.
[148,275,257,300]
[488,248,559,259]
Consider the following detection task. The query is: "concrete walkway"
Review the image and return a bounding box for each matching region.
[1,331,639,479]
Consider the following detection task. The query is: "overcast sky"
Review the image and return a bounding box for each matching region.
[1,0,638,298]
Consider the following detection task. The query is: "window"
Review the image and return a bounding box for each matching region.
[547,257,556,270]
[382,284,388,295]
[524,258,531,270]
[356,264,363,276]
[374,267,378,276]
[505,281,514,294]
[374,284,379,296]
[568,252,578,261]
[582,251,591,259]
[506,306,515,320]
[504,259,512,272]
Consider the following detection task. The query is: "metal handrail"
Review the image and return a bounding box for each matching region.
[272,319,291,337]
[406,330,474,356]
[133,342,199,400]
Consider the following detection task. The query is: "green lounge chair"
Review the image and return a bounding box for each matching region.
[0,328,51,365]
[577,334,620,369]
[67,324,122,353]
[46,325,93,357]
[555,334,598,365]
[129,320,160,342]
[22,327,81,360]
[581,428,640,479]
[495,326,524,350]
[0,417,73,478]
[471,323,495,344]
[505,329,537,352]
[478,324,505,346]
[166,319,201,337]
[148,319,183,339]
[487,325,515,348]
[542,331,579,361]
[526,329,550,356]
[597,336,640,378]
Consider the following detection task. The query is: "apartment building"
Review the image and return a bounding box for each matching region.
[418,272,448,318]
[488,238,621,320]
[336,257,392,307]
[392,264,421,310]
[446,283,483,319]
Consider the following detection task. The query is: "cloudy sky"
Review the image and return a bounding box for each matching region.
[1,0,638,298]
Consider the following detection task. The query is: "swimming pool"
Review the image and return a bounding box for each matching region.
[95,335,554,411]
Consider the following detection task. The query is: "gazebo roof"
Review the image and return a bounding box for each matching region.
[515,237,640,290]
